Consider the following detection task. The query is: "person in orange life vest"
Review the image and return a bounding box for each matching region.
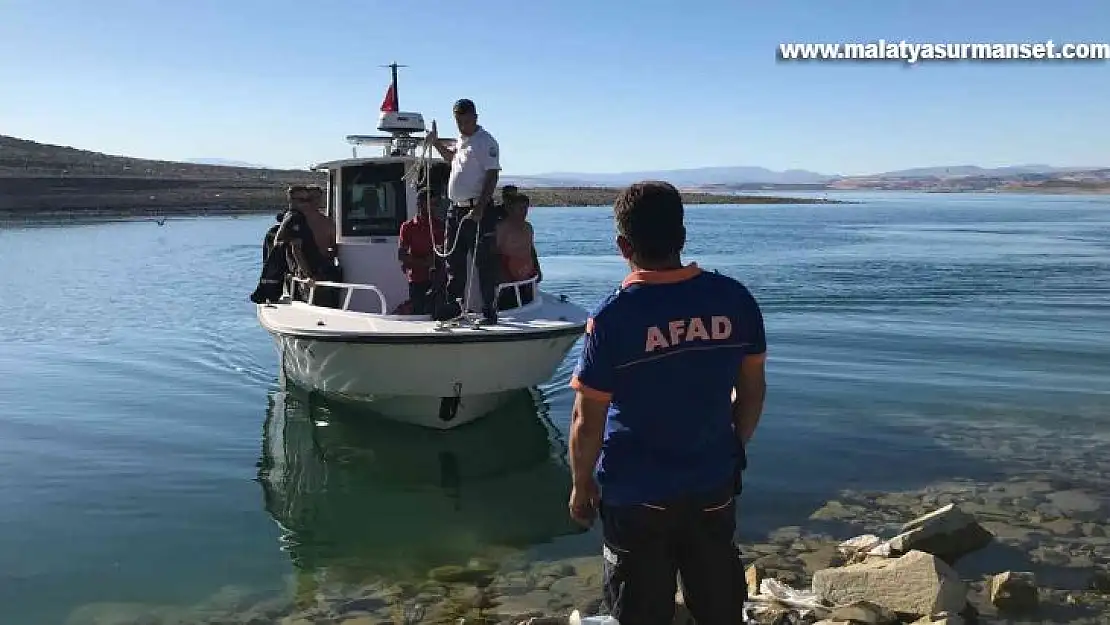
[397,185,446,315]
[494,193,542,310]
[567,181,767,625]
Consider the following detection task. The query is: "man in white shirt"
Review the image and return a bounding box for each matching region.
[427,98,502,323]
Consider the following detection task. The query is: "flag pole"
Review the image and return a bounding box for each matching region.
[381,61,407,110]
[390,62,399,109]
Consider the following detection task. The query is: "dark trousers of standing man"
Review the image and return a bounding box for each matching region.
[599,481,747,625]
[437,201,499,321]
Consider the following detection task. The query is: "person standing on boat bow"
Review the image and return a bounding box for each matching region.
[426,98,502,323]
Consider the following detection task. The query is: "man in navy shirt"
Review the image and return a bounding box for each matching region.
[568,181,767,625]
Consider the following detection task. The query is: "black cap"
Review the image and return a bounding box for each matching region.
[453,98,476,114]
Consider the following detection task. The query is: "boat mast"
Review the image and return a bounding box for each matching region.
[382,61,407,110]
[344,63,425,158]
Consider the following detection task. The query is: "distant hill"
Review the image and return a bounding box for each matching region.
[0,135,323,217]
[3,134,1104,219]
[870,164,1092,179]
[509,163,1109,194]
[0,135,315,180]
[186,157,271,168]
[0,135,829,219]
[521,166,832,187]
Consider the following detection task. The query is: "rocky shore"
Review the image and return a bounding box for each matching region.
[65,470,1110,625]
[57,394,1110,625]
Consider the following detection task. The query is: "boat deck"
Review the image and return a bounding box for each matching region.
[258,291,588,342]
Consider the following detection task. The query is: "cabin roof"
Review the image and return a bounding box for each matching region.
[311,155,449,171]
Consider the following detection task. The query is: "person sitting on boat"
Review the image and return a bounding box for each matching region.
[495,193,541,310]
[290,184,337,258]
[276,185,343,308]
[397,185,446,315]
[426,98,502,324]
[250,211,293,305]
[491,184,519,222]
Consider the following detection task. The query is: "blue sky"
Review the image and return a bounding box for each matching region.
[1,0,1107,175]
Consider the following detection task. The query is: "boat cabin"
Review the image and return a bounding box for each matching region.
[310,110,480,314]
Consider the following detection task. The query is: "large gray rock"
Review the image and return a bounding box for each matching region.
[811,550,968,618]
[887,504,994,564]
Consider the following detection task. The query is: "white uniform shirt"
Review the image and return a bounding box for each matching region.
[447,126,500,203]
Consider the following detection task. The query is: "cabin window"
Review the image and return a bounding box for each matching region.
[340,162,407,237]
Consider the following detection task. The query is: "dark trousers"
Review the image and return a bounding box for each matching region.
[408,280,433,315]
[443,204,499,315]
[600,483,746,625]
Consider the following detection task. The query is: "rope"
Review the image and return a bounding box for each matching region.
[403,123,483,318]
[404,136,464,258]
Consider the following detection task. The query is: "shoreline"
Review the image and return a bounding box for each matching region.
[64,475,1110,625]
[61,419,1110,625]
[0,184,842,226]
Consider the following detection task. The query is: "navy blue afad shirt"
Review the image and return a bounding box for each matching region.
[570,263,767,507]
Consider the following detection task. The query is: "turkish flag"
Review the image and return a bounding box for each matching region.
[380,84,398,112]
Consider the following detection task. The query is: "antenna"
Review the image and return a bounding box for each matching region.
[380,62,408,110]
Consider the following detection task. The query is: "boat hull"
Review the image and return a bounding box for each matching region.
[258,287,588,429]
[272,330,581,429]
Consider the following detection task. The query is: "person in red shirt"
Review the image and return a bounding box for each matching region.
[398,186,446,315]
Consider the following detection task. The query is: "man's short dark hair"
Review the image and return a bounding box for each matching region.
[613,181,686,263]
[502,184,519,195]
[510,193,530,207]
[453,98,476,114]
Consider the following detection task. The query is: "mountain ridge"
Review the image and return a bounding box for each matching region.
[3,134,1106,193]
[513,164,1105,186]
[0,134,833,219]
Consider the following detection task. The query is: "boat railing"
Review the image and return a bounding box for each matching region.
[495,276,541,310]
[282,275,536,315]
[285,276,388,314]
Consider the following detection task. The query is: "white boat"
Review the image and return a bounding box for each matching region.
[257,64,588,429]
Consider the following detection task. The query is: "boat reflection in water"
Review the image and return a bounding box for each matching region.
[257,384,585,593]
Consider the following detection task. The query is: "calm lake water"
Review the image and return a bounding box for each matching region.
[1,192,1109,624]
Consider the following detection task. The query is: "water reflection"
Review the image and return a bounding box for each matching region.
[257,385,585,589]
